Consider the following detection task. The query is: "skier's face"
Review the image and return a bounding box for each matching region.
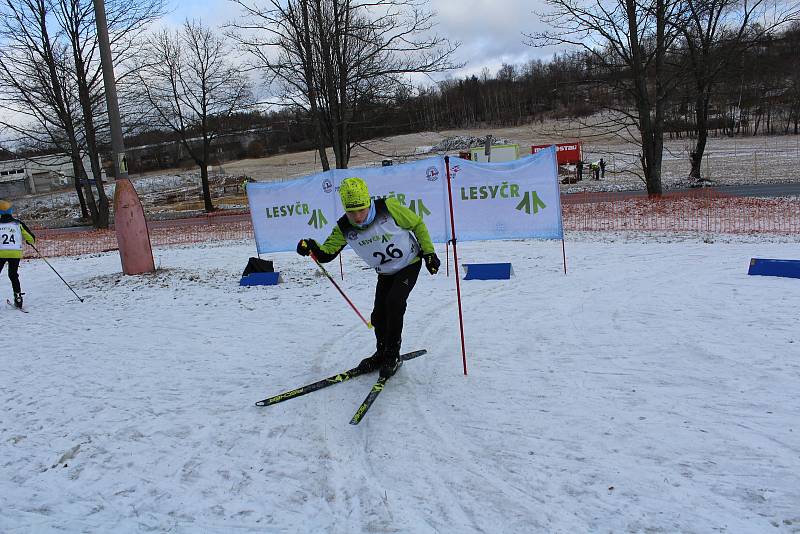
[346,207,370,225]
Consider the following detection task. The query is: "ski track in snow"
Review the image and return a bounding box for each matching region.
[2,235,800,533]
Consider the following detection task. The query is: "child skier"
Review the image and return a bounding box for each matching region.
[296,177,440,378]
[0,200,36,308]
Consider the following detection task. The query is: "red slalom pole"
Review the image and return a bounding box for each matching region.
[444,156,468,375]
[309,252,372,329]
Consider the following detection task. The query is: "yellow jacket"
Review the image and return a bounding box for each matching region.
[0,215,35,259]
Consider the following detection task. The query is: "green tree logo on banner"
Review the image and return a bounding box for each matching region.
[515,191,547,215]
[408,198,431,219]
[307,209,328,229]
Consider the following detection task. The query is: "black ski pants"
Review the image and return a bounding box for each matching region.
[0,258,21,294]
[371,259,422,352]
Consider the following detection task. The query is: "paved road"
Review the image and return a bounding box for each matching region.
[562,182,800,203]
[712,183,800,197]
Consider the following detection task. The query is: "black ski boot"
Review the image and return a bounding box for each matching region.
[13,292,23,309]
[356,342,384,373]
[379,344,402,378]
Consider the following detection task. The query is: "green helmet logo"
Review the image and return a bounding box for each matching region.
[339,177,371,212]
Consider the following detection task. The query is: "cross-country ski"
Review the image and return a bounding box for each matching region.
[256,350,426,407]
[6,298,28,312]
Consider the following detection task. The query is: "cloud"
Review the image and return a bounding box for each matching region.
[429,0,560,79]
[159,0,561,81]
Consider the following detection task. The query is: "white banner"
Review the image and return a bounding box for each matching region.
[247,170,339,253]
[247,148,562,254]
[247,157,450,254]
[329,157,450,243]
[447,147,563,240]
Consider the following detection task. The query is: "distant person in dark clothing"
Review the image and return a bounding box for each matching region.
[576,160,583,181]
[599,158,606,179]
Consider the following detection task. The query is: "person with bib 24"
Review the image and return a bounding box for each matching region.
[0,200,36,309]
[297,177,440,379]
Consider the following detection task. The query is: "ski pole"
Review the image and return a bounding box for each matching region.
[308,252,372,329]
[30,243,84,302]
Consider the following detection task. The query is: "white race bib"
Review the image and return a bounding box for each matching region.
[341,200,419,275]
[0,222,22,251]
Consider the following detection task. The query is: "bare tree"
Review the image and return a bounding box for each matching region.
[0,0,95,218]
[530,0,684,195]
[53,0,164,227]
[674,0,799,184]
[135,20,252,212]
[0,141,12,160]
[229,0,460,169]
[0,0,164,227]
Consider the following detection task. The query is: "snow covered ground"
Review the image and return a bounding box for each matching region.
[2,234,800,533]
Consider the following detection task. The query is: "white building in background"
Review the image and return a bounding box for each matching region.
[468,144,520,163]
[0,154,102,198]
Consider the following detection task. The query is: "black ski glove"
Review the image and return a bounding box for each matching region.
[423,252,440,275]
[296,238,319,257]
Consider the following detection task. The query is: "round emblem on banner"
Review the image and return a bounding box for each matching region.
[347,230,358,240]
[322,178,333,193]
[426,166,440,181]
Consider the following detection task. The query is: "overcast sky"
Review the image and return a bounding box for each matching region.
[1,0,560,141]
[163,0,559,82]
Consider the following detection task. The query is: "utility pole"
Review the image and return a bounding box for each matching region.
[93,0,127,180]
[93,0,155,274]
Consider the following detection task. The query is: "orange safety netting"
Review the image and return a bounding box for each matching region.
[25,214,254,259]
[23,189,800,259]
[561,188,800,234]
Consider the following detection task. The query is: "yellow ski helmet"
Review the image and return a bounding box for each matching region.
[0,200,12,214]
[339,177,371,212]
